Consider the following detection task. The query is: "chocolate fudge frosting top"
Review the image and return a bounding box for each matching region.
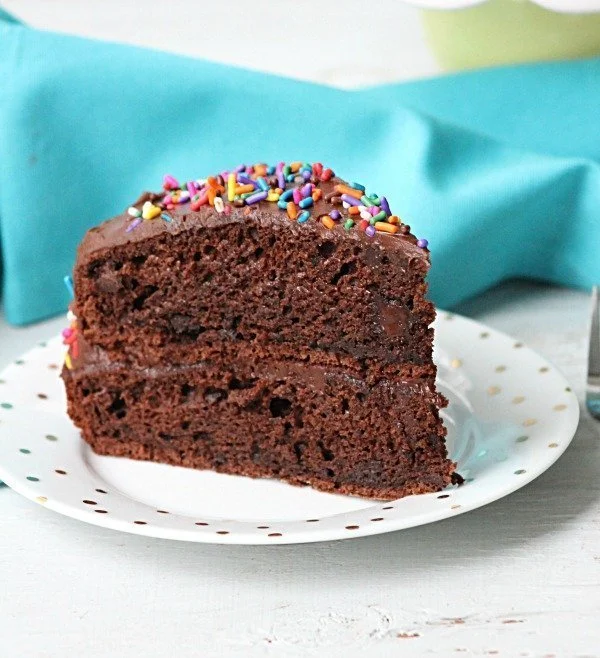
[77,162,430,268]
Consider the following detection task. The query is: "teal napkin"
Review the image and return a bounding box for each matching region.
[1,16,599,325]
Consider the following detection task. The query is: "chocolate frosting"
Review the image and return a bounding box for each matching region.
[77,176,430,270]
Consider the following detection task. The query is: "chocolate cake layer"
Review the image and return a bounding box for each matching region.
[74,181,433,369]
[63,350,453,500]
[63,162,457,500]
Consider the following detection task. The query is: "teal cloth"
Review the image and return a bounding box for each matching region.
[1,16,599,325]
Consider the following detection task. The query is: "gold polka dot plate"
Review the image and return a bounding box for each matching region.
[0,314,579,544]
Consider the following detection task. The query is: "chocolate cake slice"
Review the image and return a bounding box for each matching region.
[62,162,457,499]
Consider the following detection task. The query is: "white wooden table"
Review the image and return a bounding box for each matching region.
[1,3,599,657]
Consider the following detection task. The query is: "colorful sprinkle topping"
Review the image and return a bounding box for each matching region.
[61,311,78,370]
[123,162,428,248]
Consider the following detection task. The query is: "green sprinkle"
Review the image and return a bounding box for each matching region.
[344,219,354,231]
[372,211,387,223]
[361,195,381,207]
[1,402,12,410]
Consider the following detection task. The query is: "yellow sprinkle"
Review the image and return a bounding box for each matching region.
[388,215,400,225]
[235,184,255,195]
[287,202,298,220]
[141,201,161,220]
[227,173,236,202]
[207,189,216,206]
[267,191,280,202]
[312,189,322,202]
[64,353,72,370]
[374,222,399,234]
[321,216,335,229]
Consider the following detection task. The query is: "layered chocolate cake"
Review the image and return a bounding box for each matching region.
[62,162,457,499]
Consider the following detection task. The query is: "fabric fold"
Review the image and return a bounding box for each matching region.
[0,17,598,324]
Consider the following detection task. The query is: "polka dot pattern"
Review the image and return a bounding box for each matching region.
[0,318,578,544]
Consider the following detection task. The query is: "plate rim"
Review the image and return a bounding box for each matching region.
[0,312,580,545]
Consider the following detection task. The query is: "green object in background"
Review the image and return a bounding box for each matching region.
[422,0,600,70]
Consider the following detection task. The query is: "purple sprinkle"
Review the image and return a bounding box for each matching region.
[365,225,376,238]
[187,182,197,197]
[329,209,341,221]
[220,171,229,181]
[380,196,391,215]
[301,183,312,198]
[178,191,190,203]
[369,206,378,216]
[341,194,361,207]
[417,238,429,249]
[276,161,284,173]
[237,174,258,187]
[234,164,246,173]
[277,173,286,189]
[302,170,312,181]
[293,188,302,204]
[245,190,268,205]
[126,218,142,233]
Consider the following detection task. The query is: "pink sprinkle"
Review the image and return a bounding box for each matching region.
[293,188,302,204]
[62,328,73,339]
[187,182,197,197]
[163,174,179,190]
[166,204,175,210]
[369,206,378,216]
[224,204,232,215]
[163,194,173,205]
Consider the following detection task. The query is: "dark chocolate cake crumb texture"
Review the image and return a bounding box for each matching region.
[62,161,457,500]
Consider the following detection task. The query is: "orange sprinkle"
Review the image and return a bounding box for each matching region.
[388,215,400,225]
[348,206,361,216]
[334,184,362,199]
[207,176,219,188]
[235,184,255,195]
[290,161,302,173]
[287,202,298,220]
[312,189,322,202]
[254,164,267,176]
[275,188,284,194]
[321,216,335,229]
[375,222,399,234]
[207,189,216,206]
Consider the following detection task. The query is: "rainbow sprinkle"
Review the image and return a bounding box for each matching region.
[62,310,78,370]
[123,162,428,248]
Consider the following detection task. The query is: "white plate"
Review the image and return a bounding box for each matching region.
[0,313,579,544]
